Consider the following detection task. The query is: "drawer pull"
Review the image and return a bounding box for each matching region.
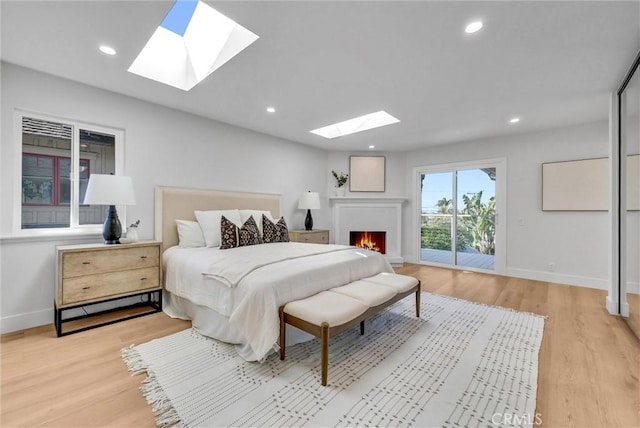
[140,277,148,281]
[82,287,90,290]
[82,261,91,265]
[140,256,147,259]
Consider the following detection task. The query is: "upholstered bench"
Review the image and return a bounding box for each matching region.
[279,273,421,385]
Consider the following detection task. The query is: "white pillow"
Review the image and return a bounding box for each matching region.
[175,220,205,248]
[239,209,274,237]
[195,209,242,247]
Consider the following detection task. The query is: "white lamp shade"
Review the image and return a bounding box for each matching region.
[298,191,321,210]
[84,174,136,205]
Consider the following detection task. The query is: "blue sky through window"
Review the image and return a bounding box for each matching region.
[160,0,198,36]
[421,169,495,213]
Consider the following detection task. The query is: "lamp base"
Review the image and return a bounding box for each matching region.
[304,209,313,231]
[103,205,122,245]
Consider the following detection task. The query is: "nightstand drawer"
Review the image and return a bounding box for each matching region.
[62,246,159,278]
[298,231,328,244]
[289,229,329,244]
[62,266,160,305]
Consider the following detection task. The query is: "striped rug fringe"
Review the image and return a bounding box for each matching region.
[121,346,182,428]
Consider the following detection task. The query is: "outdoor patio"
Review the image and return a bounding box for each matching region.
[420,248,495,270]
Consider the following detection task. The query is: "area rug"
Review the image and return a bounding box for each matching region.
[122,292,545,428]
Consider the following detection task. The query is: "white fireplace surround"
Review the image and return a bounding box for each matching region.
[330,196,406,266]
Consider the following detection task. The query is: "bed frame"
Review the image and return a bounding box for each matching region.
[154,186,282,250]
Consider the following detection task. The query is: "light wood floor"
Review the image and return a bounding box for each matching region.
[1,264,638,427]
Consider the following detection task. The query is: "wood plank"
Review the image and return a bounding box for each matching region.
[396,264,640,428]
[2,264,638,428]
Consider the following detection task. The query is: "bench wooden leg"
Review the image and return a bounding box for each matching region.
[416,285,421,318]
[279,307,286,360]
[321,321,329,386]
[360,320,365,335]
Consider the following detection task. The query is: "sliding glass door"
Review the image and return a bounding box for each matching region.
[418,160,504,272]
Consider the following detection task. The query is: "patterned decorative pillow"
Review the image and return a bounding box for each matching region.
[220,215,239,249]
[238,215,262,247]
[220,215,263,249]
[262,214,290,243]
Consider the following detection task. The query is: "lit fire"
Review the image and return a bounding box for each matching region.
[353,231,384,253]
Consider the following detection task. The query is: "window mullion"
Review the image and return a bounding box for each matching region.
[70,125,80,227]
[451,171,458,265]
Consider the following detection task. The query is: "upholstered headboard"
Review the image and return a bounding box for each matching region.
[154,186,281,250]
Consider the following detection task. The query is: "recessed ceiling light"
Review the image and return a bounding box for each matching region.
[369,145,375,149]
[310,111,400,139]
[128,0,259,91]
[509,117,521,124]
[266,107,276,113]
[465,21,483,34]
[99,45,117,55]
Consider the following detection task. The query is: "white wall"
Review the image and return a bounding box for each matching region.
[0,63,329,333]
[401,121,611,289]
[326,151,406,197]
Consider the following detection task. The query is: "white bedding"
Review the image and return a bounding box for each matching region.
[200,243,353,287]
[163,242,393,361]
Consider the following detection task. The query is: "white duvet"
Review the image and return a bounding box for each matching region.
[163,242,393,361]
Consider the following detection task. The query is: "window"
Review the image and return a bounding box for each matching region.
[19,113,122,230]
[22,154,90,206]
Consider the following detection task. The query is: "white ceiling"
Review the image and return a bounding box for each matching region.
[2,1,639,152]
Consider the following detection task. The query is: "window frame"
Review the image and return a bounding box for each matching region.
[14,109,125,236]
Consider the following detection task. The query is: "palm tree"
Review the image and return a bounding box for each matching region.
[436,197,452,214]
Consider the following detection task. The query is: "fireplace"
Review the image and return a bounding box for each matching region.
[332,197,404,265]
[350,231,386,254]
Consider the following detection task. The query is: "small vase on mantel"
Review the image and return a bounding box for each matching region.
[335,186,346,197]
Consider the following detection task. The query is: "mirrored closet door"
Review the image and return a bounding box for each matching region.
[619,51,640,339]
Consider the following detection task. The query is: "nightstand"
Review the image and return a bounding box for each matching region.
[288,229,329,244]
[54,240,162,336]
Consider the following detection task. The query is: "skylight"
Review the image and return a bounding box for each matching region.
[128,0,258,91]
[310,111,400,139]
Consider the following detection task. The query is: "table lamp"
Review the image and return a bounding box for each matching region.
[298,191,321,231]
[84,174,136,244]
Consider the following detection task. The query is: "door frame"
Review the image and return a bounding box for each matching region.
[414,157,507,274]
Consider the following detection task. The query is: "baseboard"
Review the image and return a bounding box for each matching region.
[606,295,619,315]
[504,268,608,290]
[1,308,52,335]
[620,301,630,317]
[403,255,609,290]
[387,256,404,267]
[625,281,640,294]
[1,296,144,335]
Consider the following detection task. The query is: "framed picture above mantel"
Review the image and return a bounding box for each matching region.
[349,156,385,192]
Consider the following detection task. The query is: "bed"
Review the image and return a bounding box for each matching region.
[155,186,394,361]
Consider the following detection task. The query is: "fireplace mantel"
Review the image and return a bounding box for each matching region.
[330,196,406,266]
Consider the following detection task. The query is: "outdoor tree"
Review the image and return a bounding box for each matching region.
[422,191,495,255]
[460,191,495,255]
